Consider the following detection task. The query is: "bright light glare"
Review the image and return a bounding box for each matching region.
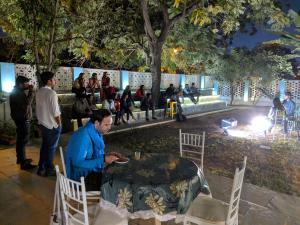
[2,80,15,93]
[251,116,270,132]
[227,129,249,138]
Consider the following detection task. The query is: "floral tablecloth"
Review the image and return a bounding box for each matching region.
[100,153,210,217]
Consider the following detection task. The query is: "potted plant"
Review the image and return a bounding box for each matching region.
[0,119,16,145]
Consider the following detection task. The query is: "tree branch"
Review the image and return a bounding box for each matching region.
[158,0,170,42]
[170,2,202,28]
[140,0,157,42]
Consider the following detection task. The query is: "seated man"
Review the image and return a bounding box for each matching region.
[166,83,175,99]
[65,109,120,190]
[183,83,197,104]
[282,91,296,134]
[190,82,200,103]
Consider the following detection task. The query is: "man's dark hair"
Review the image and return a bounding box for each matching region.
[285,91,292,97]
[92,73,97,77]
[90,109,112,123]
[40,71,55,86]
[16,76,30,85]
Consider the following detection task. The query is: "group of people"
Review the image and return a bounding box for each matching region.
[10,72,61,176]
[267,91,296,134]
[71,72,117,126]
[8,71,197,180]
[165,82,200,104]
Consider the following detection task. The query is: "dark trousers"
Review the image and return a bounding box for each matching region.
[38,125,61,171]
[14,120,30,163]
[143,106,155,119]
[114,111,121,125]
[85,172,102,191]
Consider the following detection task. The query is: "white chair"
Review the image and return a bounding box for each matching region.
[183,156,247,225]
[55,165,128,225]
[59,146,100,200]
[179,129,206,172]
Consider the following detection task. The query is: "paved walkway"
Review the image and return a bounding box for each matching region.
[0,108,299,225]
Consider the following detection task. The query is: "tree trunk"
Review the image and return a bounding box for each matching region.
[230,81,235,105]
[47,0,59,71]
[150,41,163,107]
[32,7,41,84]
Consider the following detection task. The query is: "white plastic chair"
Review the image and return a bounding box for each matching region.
[179,129,206,172]
[183,156,247,225]
[55,165,128,225]
[59,146,100,200]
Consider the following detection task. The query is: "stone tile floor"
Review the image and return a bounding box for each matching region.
[0,146,299,225]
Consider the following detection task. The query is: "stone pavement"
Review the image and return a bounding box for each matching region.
[1,107,300,225]
[0,146,299,225]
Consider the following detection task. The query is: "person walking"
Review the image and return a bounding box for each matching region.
[9,76,36,170]
[36,71,62,176]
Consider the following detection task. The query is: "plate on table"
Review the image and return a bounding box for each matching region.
[115,157,129,164]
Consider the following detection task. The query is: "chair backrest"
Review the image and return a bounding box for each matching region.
[55,165,89,225]
[59,146,67,176]
[179,129,205,171]
[226,156,247,225]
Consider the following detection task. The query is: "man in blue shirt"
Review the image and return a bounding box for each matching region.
[65,109,120,190]
[282,92,296,134]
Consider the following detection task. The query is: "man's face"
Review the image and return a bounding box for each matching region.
[48,77,56,88]
[284,94,290,100]
[21,82,30,90]
[95,116,112,134]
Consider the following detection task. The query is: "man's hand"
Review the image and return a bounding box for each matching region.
[105,155,119,164]
[107,152,122,158]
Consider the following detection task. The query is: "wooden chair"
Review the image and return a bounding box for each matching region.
[59,146,100,200]
[179,129,206,172]
[183,156,247,225]
[55,165,128,225]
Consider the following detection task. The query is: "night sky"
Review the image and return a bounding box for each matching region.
[232,0,300,48]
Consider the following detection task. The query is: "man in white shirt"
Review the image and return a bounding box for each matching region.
[36,71,62,176]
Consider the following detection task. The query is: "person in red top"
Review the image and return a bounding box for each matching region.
[101,72,110,101]
[134,85,145,101]
[101,72,110,87]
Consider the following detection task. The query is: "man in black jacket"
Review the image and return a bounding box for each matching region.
[9,76,36,170]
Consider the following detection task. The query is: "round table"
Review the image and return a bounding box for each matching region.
[100,153,210,217]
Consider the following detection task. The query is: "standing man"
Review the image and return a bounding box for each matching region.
[9,76,36,170]
[282,91,296,135]
[36,71,61,176]
[65,109,121,190]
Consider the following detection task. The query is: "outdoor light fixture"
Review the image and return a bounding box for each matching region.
[2,80,14,93]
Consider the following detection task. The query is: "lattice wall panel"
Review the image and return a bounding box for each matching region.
[128,72,152,90]
[219,82,231,97]
[286,80,300,103]
[15,64,38,88]
[82,69,120,88]
[161,73,180,89]
[55,67,73,91]
[250,80,280,99]
[185,75,199,87]
[204,76,213,88]
[234,82,244,98]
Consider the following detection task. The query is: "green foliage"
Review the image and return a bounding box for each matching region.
[162,20,224,74]
[266,10,300,53]
[0,120,16,137]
